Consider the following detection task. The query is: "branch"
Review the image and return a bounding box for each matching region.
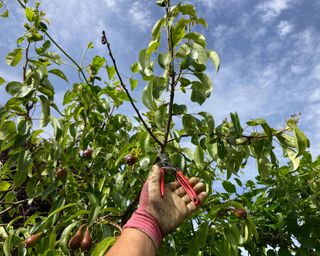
[15,0,89,84]
[44,32,89,84]
[96,217,122,232]
[0,199,28,215]
[162,2,176,151]
[23,42,30,81]
[101,31,163,147]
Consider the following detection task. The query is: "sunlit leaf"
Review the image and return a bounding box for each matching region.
[6,48,23,66]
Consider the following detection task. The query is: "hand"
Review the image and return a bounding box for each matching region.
[146,165,208,235]
[124,165,208,248]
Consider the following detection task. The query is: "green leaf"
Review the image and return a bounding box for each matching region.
[130,62,139,73]
[172,18,188,46]
[294,127,310,157]
[40,52,62,64]
[224,224,240,245]
[191,42,208,65]
[152,18,165,39]
[91,236,116,256]
[106,65,116,80]
[158,52,172,69]
[0,181,11,191]
[39,95,50,127]
[222,180,236,193]
[194,145,204,166]
[87,41,94,49]
[207,49,220,72]
[0,9,9,18]
[199,112,215,131]
[142,81,157,110]
[88,206,102,226]
[36,40,51,54]
[182,114,198,135]
[146,39,159,56]
[179,4,197,18]
[196,17,208,28]
[49,229,57,251]
[0,120,16,140]
[0,77,5,85]
[14,150,32,186]
[5,81,23,95]
[287,148,300,171]
[3,235,11,256]
[48,69,69,83]
[130,78,138,90]
[246,118,266,126]
[16,36,25,46]
[191,81,206,105]
[17,117,31,135]
[25,7,35,22]
[59,222,79,254]
[230,112,241,137]
[6,48,23,66]
[176,43,191,58]
[184,32,206,47]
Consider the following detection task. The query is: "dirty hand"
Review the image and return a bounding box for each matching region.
[123,165,208,248]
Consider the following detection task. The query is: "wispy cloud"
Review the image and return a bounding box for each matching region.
[256,0,296,22]
[128,2,153,30]
[277,20,294,36]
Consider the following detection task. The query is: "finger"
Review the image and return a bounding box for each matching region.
[181,182,206,204]
[175,177,199,197]
[147,165,161,197]
[186,191,208,213]
[168,180,180,191]
[148,165,161,182]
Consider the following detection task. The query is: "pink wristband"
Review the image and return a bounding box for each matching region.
[123,209,163,248]
[123,180,163,248]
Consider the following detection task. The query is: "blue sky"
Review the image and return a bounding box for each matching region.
[0,0,320,157]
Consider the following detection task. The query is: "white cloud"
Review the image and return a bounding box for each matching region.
[308,87,320,103]
[257,0,295,22]
[199,0,240,9]
[128,2,152,30]
[104,0,117,8]
[313,64,320,81]
[277,20,294,36]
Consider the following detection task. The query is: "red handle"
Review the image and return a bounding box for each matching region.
[160,167,165,198]
[175,171,201,206]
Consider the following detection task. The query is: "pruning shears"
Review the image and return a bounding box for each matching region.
[157,152,201,206]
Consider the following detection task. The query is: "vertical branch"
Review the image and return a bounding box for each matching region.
[23,42,31,81]
[101,31,163,148]
[162,1,176,150]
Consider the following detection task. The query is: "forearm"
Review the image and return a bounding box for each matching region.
[106,228,156,256]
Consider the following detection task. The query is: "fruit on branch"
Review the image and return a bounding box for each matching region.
[82,148,93,159]
[24,232,43,248]
[80,227,92,251]
[233,208,248,219]
[56,167,67,179]
[124,154,138,166]
[68,224,85,250]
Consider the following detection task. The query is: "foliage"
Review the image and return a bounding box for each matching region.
[0,0,318,255]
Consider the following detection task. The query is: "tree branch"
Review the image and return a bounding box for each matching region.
[101,31,163,148]
[44,32,89,85]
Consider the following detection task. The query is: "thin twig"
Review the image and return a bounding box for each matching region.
[44,32,89,84]
[0,199,28,215]
[101,31,163,147]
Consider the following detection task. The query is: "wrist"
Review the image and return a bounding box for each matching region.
[123,209,163,249]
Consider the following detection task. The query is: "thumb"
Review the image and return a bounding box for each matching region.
[147,165,161,197]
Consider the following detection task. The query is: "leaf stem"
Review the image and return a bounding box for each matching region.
[101,31,163,148]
